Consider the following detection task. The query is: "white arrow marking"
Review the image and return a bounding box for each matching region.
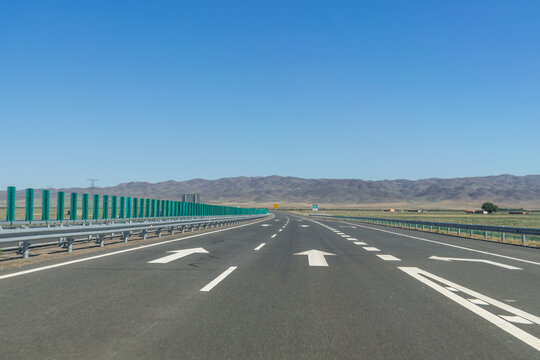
[294,249,336,267]
[148,247,209,264]
[429,256,522,270]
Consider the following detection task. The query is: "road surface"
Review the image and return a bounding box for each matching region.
[0,211,539,359]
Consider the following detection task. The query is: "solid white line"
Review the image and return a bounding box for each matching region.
[353,242,367,245]
[399,267,540,351]
[0,216,271,281]
[363,247,380,252]
[377,254,401,261]
[200,266,237,292]
[254,243,266,251]
[271,234,277,238]
[341,221,540,266]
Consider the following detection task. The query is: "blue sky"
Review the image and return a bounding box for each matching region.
[1,1,539,189]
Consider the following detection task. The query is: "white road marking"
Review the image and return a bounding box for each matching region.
[0,215,271,281]
[446,287,459,292]
[271,234,277,238]
[376,255,401,261]
[399,267,540,351]
[339,226,357,228]
[363,247,380,252]
[200,266,238,292]
[429,256,522,270]
[343,221,540,266]
[346,238,358,241]
[468,299,489,305]
[294,249,336,267]
[261,224,272,227]
[499,315,533,324]
[254,243,266,251]
[353,242,367,245]
[299,225,310,228]
[336,232,345,235]
[340,235,350,238]
[148,247,209,264]
[278,229,283,232]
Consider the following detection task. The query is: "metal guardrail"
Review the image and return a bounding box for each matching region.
[310,214,540,247]
[1,214,268,258]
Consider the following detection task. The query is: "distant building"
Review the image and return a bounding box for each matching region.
[383,208,395,212]
[181,194,200,203]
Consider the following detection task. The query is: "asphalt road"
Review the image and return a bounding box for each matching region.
[0,211,539,359]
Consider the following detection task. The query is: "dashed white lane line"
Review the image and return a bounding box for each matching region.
[200,266,237,292]
[346,238,358,241]
[340,235,350,238]
[271,234,277,238]
[363,247,380,252]
[376,254,401,261]
[353,242,367,245]
[279,229,283,232]
[342,221,540,266]
[254,243,266,251]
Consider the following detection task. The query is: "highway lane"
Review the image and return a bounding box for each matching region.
[0,211,539,359]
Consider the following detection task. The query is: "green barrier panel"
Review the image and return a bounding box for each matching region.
[119,197,125,219]
[6,186,16,222]
[102,195,109,219]
[133,198,138,219]
[157,200,162,217]
[145,199,150,218]
[93,195,99,219]
[166,200,170,217]
[111,196,117,219]
[126,197,132,218]
[70,193,77,220]
[150,199,155,217]
[139,198,144,218]
[25,188,34,222]
[57,191,65,221]
[82,194,89,220]
[42,190,50,221]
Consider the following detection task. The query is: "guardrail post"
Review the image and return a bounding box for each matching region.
[111,196,117,219]
[18,241,31,259]
[501,232,506,242]
[42,189,50,222]
[99,234,105,247]
[6,186,16,222]
[82,194,89,220]
[70,193,77,221]
[522,234,526,245]
[458,228,461,236]
[470,229,473,237]
[57,191,65,221]
[102,195,109,219]
[93,195,100,220]
[66,237,74,252]
[484,231,488,239]
[25,188,34,222]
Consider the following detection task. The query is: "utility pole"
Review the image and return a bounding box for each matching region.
[87,178,98,200]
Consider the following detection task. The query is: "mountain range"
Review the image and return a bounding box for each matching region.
[3,174,540,209]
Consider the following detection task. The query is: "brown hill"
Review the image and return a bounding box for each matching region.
[2,175,540,209]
